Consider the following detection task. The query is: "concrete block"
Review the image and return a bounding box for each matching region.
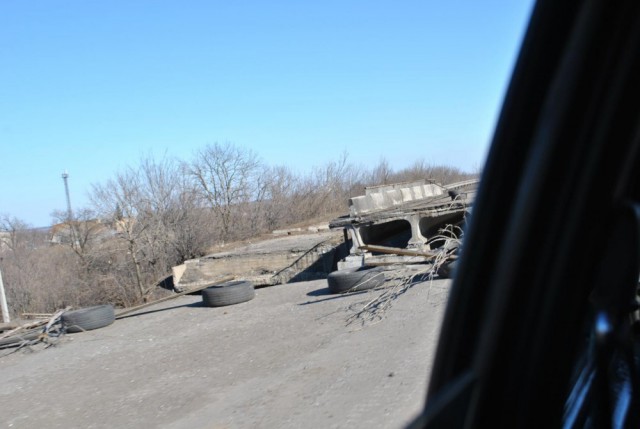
[401,188,414,202]
[337,255,364,270]
[349,195,372,215]
[422,184,444,197]
[386,189,403,205]
[370,193,386,210]
[172,264,186,285]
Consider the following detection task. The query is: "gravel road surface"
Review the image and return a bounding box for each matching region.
[0,275,449,429]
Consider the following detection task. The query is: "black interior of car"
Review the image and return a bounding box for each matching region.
[411,1,640,427]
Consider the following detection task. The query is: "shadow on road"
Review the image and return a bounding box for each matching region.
[117,300,205,320]
[299,288,371,305]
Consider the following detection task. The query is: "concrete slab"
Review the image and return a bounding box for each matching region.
[175,232,344,290]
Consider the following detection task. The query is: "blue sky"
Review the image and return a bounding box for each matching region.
[0,1,534,227]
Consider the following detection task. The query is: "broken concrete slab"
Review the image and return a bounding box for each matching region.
[174,231,346,291]
[331,179,478,265]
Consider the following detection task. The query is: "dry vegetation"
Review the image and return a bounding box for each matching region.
[0,142,477,317]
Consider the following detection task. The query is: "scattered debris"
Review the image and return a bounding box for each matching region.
[0,307,70,356]
[345,229,461,328]
[1,276,237,356]
[345,267,431,328]
[1,208,466,358]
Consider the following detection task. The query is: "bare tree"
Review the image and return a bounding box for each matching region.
[50,208,105,263]
[91,155,213,303]
[259,165,298,231]
[290,152,362,220]
[91,167,151,301]
[0,215,32,252]
[138,156,214,267]
[186,142,263,241]
[0,215,81,316]
[393,159,475,185]
[369,157,393,185]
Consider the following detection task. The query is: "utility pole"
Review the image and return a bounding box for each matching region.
[61,170,73,221]
[0,266,9,323]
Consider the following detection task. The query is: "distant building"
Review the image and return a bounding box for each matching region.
[49,219,115,246]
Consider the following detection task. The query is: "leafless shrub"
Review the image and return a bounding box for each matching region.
[257,165,299,231]
[185,142,263,242]
[394,159,476,184]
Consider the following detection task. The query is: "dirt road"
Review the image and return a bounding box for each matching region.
[0,275,449,428]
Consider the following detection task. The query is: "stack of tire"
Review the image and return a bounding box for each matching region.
[327,267,385,294]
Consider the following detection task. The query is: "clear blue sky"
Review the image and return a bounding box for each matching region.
[0,0,534,227]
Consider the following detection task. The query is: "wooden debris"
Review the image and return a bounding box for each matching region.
[44,308,70,333]
[22,313,55,320]
[0,320,46,341]
[364,261,421,267]
[359,244,438,258]
[0,307,71,349]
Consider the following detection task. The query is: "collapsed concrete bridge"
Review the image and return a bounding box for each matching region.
[329,179,479,268]
[171,178,479,290]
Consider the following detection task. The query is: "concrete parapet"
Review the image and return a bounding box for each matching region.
[350,182,445,216]
[364,179,437,195]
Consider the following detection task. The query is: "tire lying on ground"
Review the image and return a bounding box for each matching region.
[437,260,458,279]
[327,267,385,294]
[61,305,115,333]
[202,280,255,307]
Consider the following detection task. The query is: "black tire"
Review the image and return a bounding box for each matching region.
[327,267,385,294]
[437,260,458,279]
[202,281,255,307]
[62,305,115,333]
